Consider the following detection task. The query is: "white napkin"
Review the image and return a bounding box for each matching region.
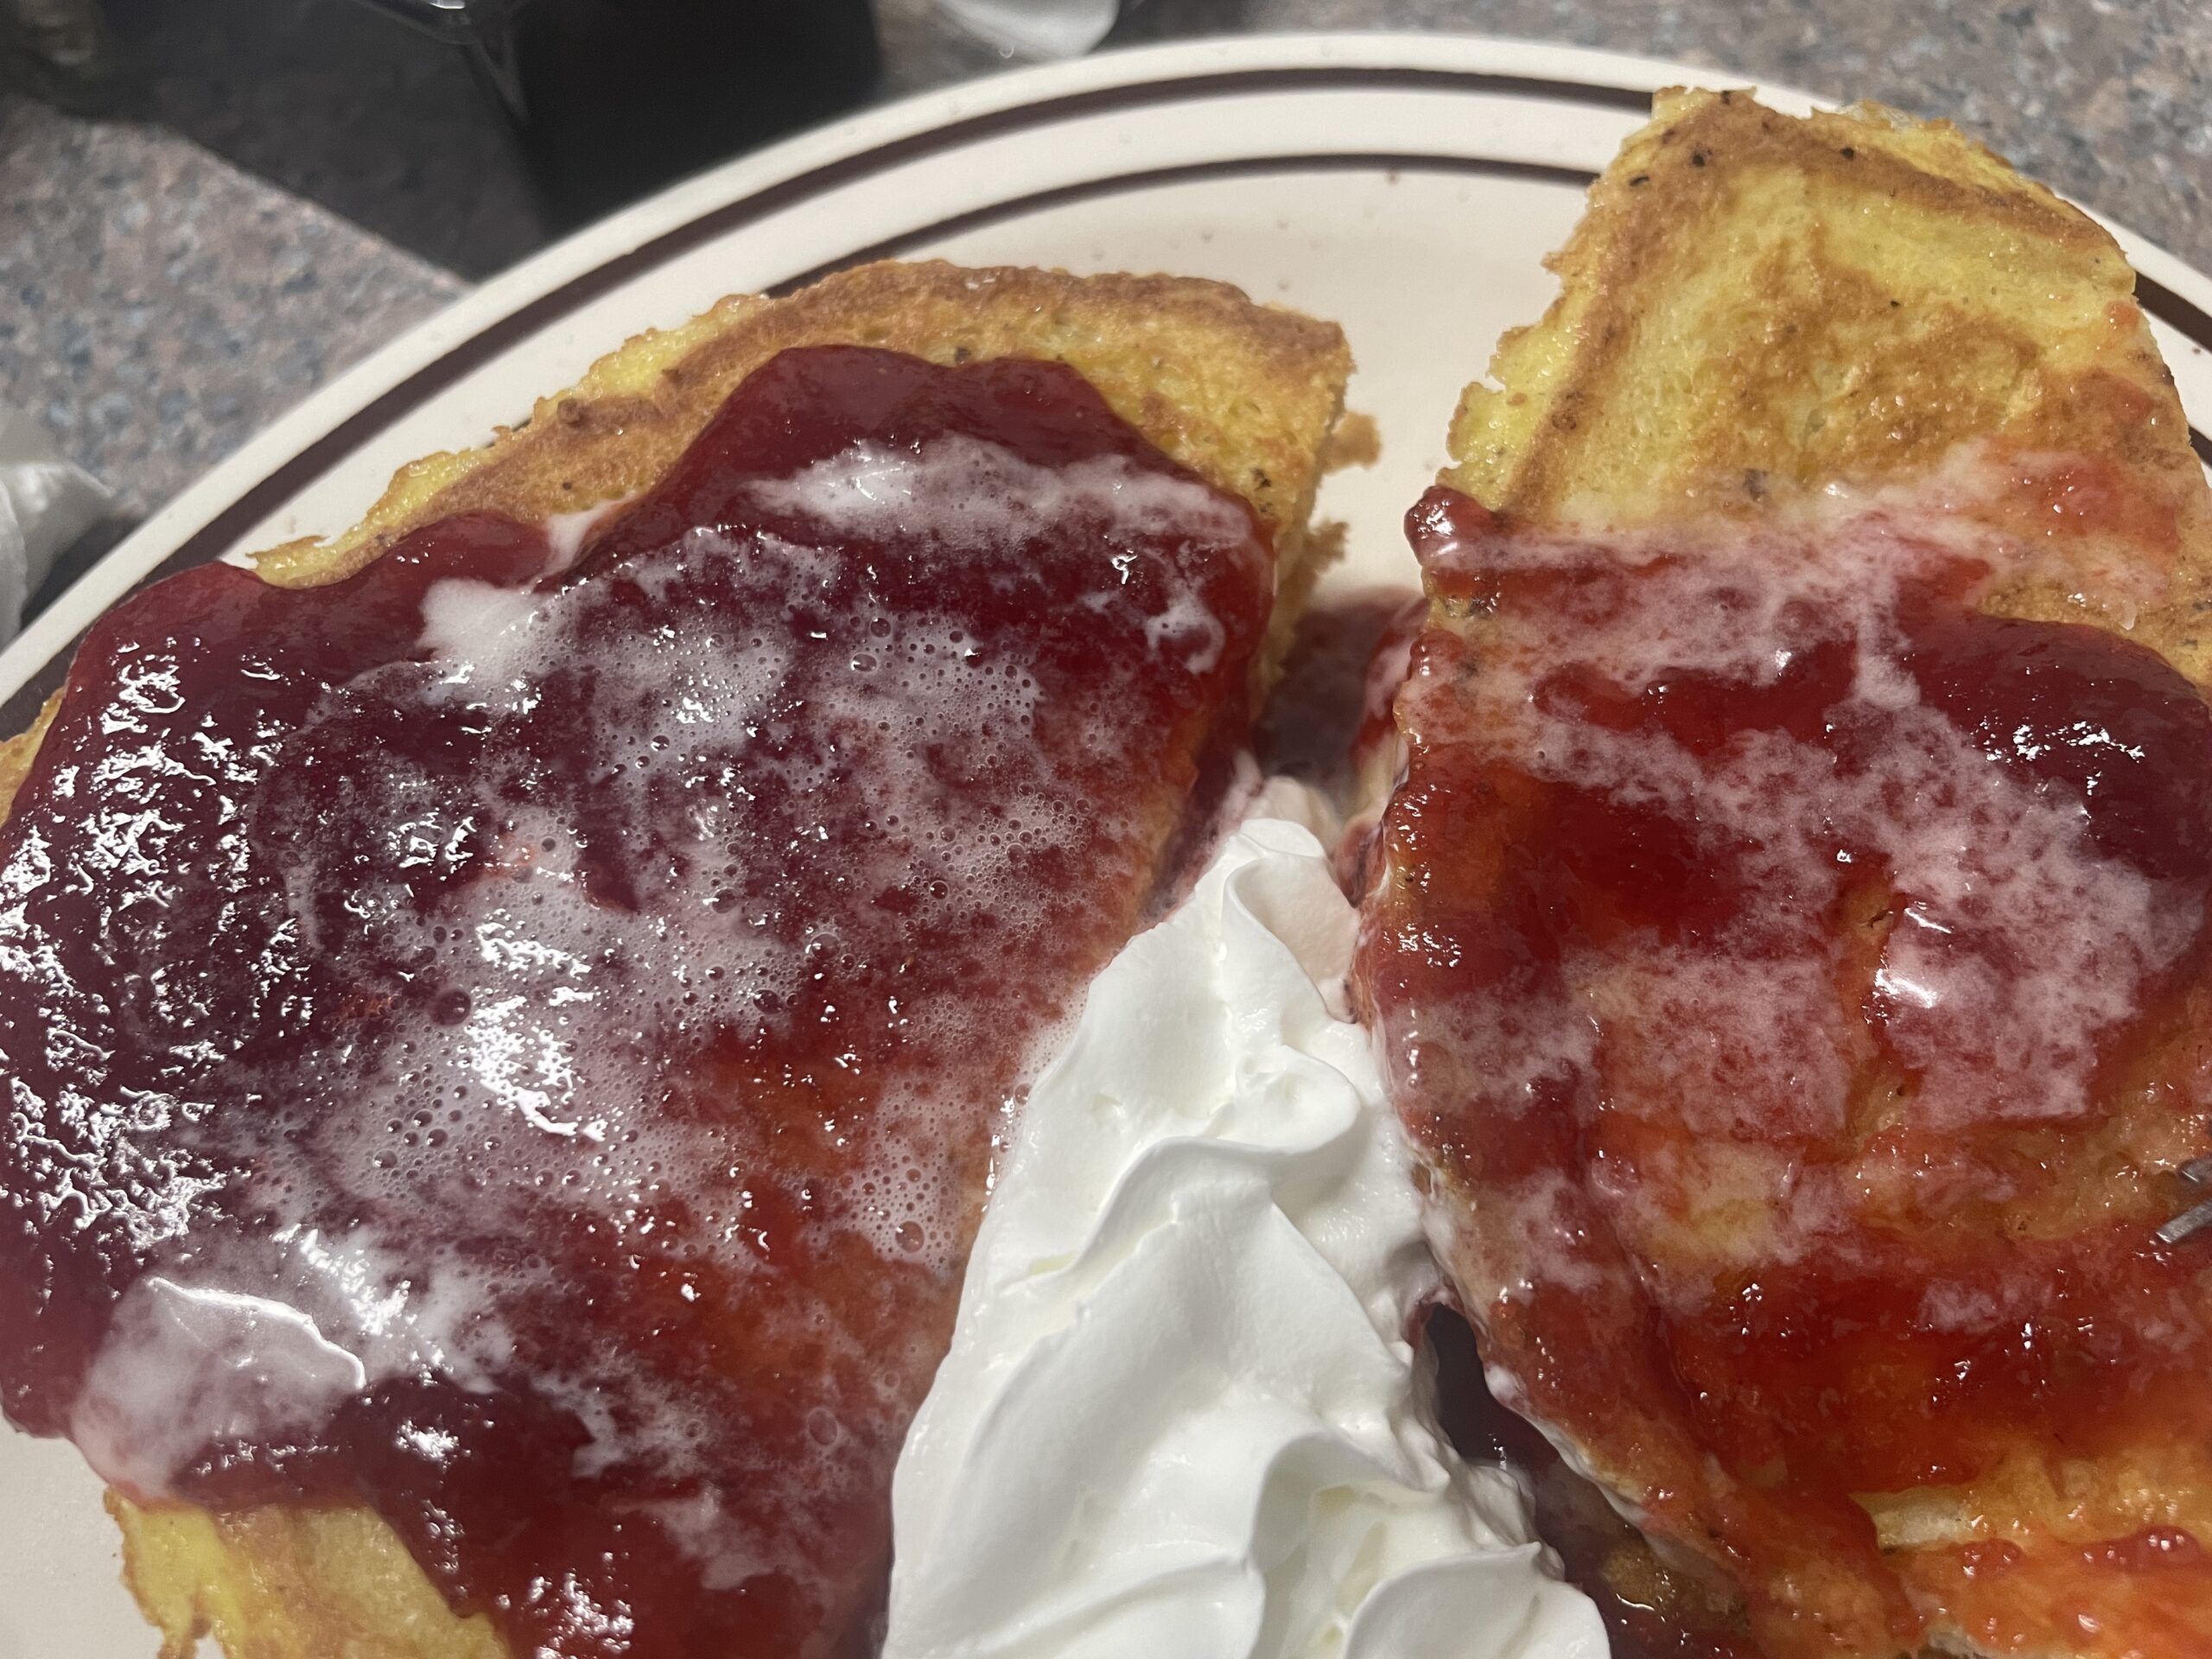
[0,405,112,645]
[935,0,1118,59]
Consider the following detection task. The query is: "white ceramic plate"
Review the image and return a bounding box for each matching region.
[6,31,2211,1659]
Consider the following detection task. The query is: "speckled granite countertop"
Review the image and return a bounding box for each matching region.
[3,0,2208,527]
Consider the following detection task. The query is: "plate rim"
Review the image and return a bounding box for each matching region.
[5,28,2209,721]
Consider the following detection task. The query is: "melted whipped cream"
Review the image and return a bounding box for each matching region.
[883,800,1605,1659]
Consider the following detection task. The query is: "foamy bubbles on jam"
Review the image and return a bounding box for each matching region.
[1407,501,2198,1157]
[0,346,1273,1659]
[1366,481,2212,1656]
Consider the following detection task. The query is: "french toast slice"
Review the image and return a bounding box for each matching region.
[1451,87,2212,676]
[1369,92,2212,1659]
[0,261,1347,819]
[0,260,1351,1659]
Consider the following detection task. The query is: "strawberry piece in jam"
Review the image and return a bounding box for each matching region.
[0,346,1273,1658]
[1362,485,2212,1657]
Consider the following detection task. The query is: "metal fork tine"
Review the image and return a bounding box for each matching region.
[2182,1154,2212,1188]
[2157,1196,2212,1248]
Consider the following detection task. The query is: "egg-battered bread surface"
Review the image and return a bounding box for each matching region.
[1365,90,2212,1659]
[0,260,1351,1659]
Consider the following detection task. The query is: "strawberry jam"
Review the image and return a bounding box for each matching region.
[0,346,1273,1657]
[1362,485,2212,1657]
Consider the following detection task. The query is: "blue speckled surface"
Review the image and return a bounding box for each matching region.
[3,0,2207,518]
[0,95,463,515]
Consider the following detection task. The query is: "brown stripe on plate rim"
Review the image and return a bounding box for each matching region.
[2142,273,2212,355]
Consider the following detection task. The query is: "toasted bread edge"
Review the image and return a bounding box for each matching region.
[10,259,1351,1659]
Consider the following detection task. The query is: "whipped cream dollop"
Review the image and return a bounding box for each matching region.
[883,799,1607,1659]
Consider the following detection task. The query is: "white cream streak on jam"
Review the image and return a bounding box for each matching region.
[58,437,1260,1529]
[0,345,1285,1659]
[885,809,1606,1659]
[1397,490,2206,1313]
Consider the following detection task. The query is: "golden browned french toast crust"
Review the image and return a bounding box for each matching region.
[0,260,1351,822]
[1403,88,2212,1659]
[3,258,1351,1659]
